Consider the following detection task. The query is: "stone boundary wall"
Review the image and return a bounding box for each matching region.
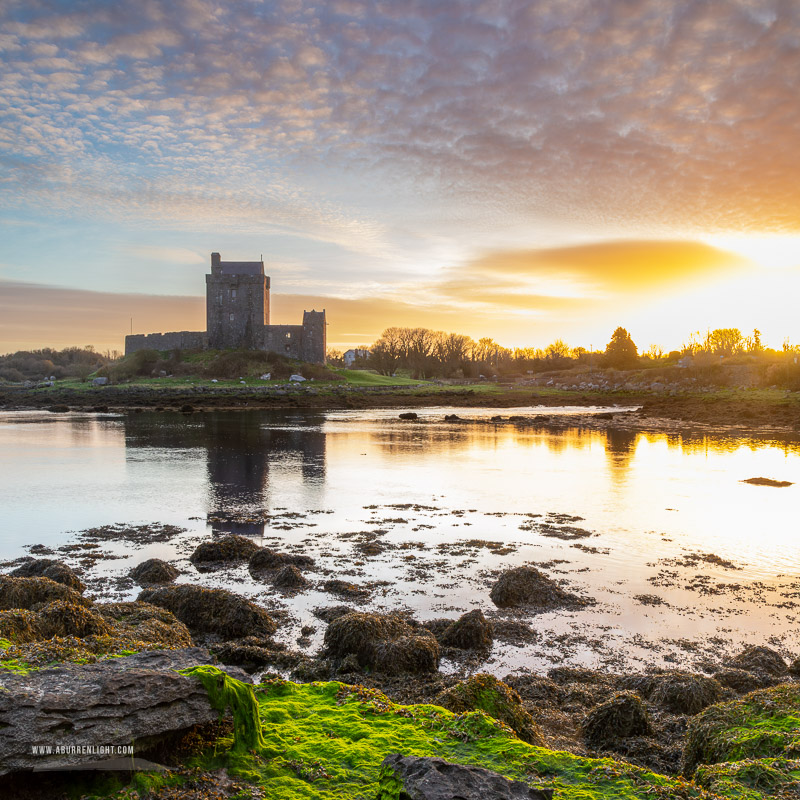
[125,331,207,355]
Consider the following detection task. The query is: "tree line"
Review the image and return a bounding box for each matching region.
[328,326,798,380]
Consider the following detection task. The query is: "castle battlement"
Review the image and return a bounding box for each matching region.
[125,252,326,363]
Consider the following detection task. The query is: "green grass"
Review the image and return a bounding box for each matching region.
[329,369,427,386]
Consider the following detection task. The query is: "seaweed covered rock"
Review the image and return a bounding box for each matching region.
[372,632,441,675]
[323,612,439,673]
[0,575,88,611]
[434,673,544,745]
[322,579,370,600]
[683,683,800,776]
[97,601,194,650]
[438,609,494,650]
[10,559,85,592]
[622,671,723,716]
[138,584,276,640]
[489,566,586,610]
[189,535,261,571]
[36,600,112,639]
[727,644,788,677]
[129,558,179,586]
[273,564,309,592]
[248,548,315,577]
[0,609,41,644]
[712,668,773,694]
[378,754,553,800]
[581,692,652,749]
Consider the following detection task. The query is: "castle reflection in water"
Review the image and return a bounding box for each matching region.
[122,410,326,536]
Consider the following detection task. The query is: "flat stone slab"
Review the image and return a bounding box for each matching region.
[0,648,229,774]
[379,754,554,800]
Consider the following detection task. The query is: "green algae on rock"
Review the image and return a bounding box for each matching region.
[222,679,714,800]
[683,683,800,777]
[435,673,545,746]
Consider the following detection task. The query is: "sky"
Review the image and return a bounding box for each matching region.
[2,0,800,354]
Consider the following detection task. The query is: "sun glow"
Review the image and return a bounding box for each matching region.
[703,234,800,270]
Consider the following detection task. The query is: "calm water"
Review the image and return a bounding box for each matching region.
[2,407,799,673]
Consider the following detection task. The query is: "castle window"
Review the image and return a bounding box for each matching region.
[232,289,237,299]
[217,293,222,304]
[229,313,235,321]
[285,332,292,339]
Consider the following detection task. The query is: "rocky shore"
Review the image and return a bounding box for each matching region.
[3,551,800,799]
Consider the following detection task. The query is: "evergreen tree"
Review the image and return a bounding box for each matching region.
[603,327,639,369]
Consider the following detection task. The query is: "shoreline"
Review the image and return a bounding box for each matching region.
[2,383,799,438]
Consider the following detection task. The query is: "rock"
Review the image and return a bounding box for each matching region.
[581,692,652,748]
[0,648,228,774]
[130,558,180,585]
[9,559,85,592]
[324,612,439,673]
[444,414,461,421]
[727,645,788,677]
[622,672,723,715]
[438,609,493,650]
[378,754,553,800]
[273,564,309,591]
[290,374,306,382]
[0,576,88,611]
[322,578,370,600]
[435,674,543,745]
[399,411,418,420]
[489,566,587,610]
[248,548,315,576]
[189,535,261,571]
[138,584,276,640]
[91,376,109,386]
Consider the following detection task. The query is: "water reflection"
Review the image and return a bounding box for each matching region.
[122,411,326,535]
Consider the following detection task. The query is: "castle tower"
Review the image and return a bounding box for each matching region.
[301,310,326,363]
[206,253,270,349]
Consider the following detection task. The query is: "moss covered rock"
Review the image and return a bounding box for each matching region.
[581,692,652,749]
[683,683,800,777]
[435,673,544,745]
[189,535,261,571]
[0,576,88,611]
[138,584,276,640]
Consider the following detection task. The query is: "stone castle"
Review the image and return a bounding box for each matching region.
[124,253,326,363]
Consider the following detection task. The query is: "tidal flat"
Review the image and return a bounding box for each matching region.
[1,405,799,797]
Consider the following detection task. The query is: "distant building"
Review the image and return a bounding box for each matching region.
[125,253,326,363]
[343,348,370,367]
